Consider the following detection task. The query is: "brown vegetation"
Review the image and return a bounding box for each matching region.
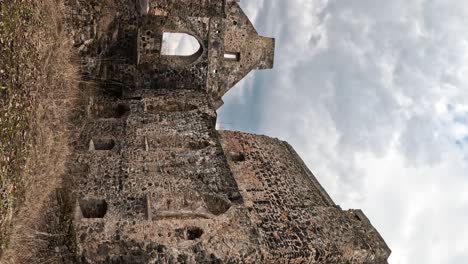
[0,0,80,262]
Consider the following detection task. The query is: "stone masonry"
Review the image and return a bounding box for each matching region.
[63,0,391,263]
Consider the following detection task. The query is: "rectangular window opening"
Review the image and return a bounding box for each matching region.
[224,52,240,61]
[90,138,116,151]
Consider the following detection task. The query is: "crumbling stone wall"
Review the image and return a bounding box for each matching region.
[206,1,275,101]
[65,0,274,108]
[66,89,264,263]
[62,0,390,263]
[219,131,391,263]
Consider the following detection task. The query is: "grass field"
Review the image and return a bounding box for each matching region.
[0,1,79,262]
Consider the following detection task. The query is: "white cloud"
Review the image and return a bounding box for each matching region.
[220,1,468,263]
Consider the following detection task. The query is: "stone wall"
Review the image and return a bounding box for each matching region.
[62,0,390,263]
[206,1,275,102]
[65,93,391,264]
[219,131,391,263]
[66,89,251,262]
[65,0,274,109]
[148,0,225,17]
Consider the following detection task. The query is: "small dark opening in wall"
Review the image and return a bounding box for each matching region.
[229,152,245,162]
[79,198,108,218]
[314,251,320,261]
[93,139,115,150]
[186,227,204,240]
[228,192,243,204]
[103,82,124,98]
[125,96,143,101]
[355,214,362,221]
[95,104,130,119]
[203,194,231,216]
[115,104,130,118]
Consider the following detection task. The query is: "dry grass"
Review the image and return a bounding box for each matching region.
[0,0,81,262]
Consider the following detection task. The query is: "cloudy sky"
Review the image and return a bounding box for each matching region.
[217,1,468,263]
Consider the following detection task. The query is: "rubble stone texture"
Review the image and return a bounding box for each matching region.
[63,0,391,263]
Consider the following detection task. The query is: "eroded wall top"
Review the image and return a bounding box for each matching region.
[206,1,275,104]
[219,131,391,263]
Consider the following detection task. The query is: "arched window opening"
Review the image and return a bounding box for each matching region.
[224,52,240,61]
[161,33,201,56]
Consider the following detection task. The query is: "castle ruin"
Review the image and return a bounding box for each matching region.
[63,0,391,263]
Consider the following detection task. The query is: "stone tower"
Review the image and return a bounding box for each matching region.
[64,0,390,263]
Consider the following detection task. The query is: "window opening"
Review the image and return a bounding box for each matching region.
[161,33,201,56]
[229,152,245,162]
[79,198,108,218]
[186,227,204,240]
[91,138,116,151]
[224,52,240,61]
[203,194,231,216]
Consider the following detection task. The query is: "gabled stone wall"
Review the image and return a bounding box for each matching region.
[63,0,390,263]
